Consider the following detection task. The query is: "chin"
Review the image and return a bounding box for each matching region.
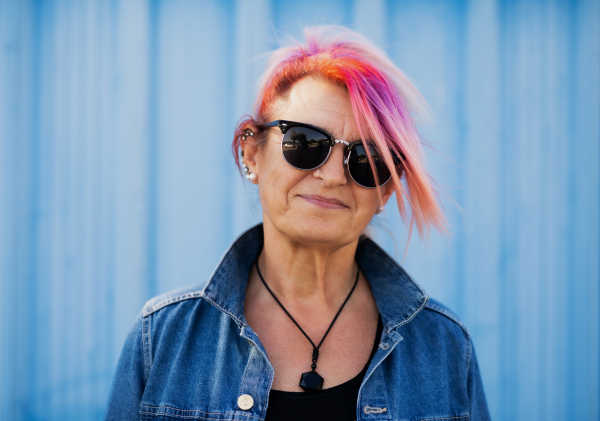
[279,216,359,247]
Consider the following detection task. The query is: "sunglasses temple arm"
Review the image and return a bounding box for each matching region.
[261,121,283,131]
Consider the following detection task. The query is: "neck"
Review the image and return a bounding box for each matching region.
[258,218,359,308]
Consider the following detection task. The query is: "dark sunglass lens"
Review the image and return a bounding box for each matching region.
[282,127,331,170]
[348,144,392,188]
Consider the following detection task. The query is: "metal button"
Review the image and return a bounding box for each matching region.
[237,394,254,410]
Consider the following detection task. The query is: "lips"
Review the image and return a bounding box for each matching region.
[299,194,348,209]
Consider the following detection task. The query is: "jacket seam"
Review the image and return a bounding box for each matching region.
[139,404,263,419]
[200,293,245,328]
[465,338,473,386]
[144,291,204,317]
[423,303,471,337]
[236,347,268,420]
[143,314,152,382]
[138,409,259,420]
[388,294,429,332]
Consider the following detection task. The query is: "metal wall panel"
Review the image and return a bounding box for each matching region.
[0,0,598,420]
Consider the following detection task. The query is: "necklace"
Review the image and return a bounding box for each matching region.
[255,260,360,393]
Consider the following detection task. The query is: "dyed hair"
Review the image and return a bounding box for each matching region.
[232,26,447,241]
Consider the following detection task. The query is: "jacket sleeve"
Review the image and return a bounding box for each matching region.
[104,312,147,420]
[467,338,491,420]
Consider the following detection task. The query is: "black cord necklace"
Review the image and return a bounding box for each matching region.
[255,260,360,393]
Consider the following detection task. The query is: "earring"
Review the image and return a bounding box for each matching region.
[243,164,257,182]
[375,205,384,214]
[240,149,257,183]
[241,129,254,141]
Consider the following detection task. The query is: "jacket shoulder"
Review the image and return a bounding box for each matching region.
[422,297,471,338]
[142,282,207,317]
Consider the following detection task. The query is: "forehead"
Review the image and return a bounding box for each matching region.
[275,77,364,141]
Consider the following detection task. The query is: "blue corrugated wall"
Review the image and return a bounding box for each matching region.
[1,0,598,420]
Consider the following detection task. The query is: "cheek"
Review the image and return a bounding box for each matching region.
[257,149,300,212]
[352,188,379,217]
[261,171,287,210]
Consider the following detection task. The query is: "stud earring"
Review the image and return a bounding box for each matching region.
[375,205,384,214]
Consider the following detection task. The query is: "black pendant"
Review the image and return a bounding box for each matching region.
[255,261,360,396]
[299,371,324,393]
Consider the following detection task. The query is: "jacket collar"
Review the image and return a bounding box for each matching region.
[200,224,429,332]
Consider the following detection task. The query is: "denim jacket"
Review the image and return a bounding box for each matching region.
[105,224,491,421]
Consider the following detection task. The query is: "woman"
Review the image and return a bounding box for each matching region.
[105,27,490,421]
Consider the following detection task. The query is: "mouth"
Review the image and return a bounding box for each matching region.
[299,194,348,210]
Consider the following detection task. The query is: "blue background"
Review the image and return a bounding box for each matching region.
[1,0,598,420]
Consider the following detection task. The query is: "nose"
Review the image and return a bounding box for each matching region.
[315,143,348,187]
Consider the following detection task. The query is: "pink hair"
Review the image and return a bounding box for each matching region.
[232,26,447,241]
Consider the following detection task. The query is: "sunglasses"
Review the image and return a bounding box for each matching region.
[262,120,401,189]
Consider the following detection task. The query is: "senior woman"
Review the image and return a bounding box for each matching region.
[105,27,490,421]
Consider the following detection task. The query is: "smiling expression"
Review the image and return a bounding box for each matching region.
[248,77,394,247]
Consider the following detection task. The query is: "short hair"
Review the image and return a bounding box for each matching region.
[232,26,447,240]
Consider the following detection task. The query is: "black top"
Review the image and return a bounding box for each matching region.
[265,315,384,421]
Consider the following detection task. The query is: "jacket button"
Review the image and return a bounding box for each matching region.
[237,394,254,410]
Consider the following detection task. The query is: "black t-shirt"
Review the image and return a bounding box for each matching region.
[265,315,384,421]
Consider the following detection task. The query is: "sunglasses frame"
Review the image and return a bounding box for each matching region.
[262,119,397,189]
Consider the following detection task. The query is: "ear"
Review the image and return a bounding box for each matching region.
[240,123,260,183]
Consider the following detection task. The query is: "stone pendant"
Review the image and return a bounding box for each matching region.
[299,371,324,393]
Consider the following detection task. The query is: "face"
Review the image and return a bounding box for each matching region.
[243,77,394,248]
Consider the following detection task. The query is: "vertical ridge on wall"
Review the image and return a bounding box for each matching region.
[518,3,543,418]
[464,0,501,416]
[570,0,600,419]
[0,0,12,417]
[103,0,119,397]
[536,2,550,418]
[544,1,570,419]
[452,0,468,325]
[28,0,43,417]
[566,1,579,416]
[498,2,519,418]
[231,0,272,237]
[146,0,160,301]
